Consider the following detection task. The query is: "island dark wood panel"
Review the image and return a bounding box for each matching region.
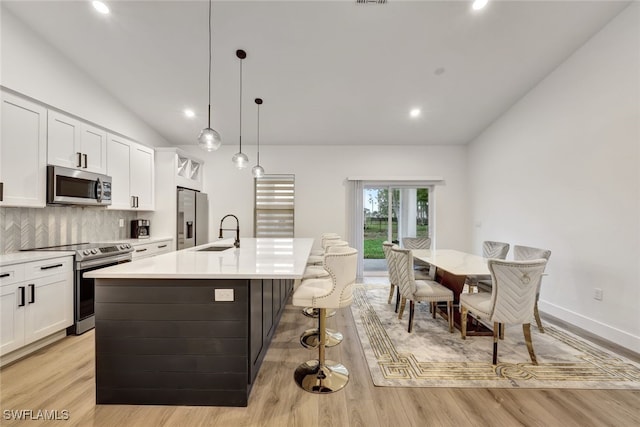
[95,278,293,407]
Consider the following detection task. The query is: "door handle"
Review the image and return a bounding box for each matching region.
[131,196,136,208]
[83,153,88,168]
[0,181,3,202]
[77,152,82,168]
[28,284,35,304]
[18,286,25,307]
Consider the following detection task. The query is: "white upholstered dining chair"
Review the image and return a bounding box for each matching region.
[460,258,548,365]
[513,245,552,332]
[391,247,454,333]
[471,240,510,293]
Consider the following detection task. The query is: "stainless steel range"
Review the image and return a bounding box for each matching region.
[27,242,133,334]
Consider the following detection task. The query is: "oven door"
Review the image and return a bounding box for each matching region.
[72,254,131,335]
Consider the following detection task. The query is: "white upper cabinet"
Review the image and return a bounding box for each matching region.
[48,110,107,174]
[107,134,154,211]
[0,91,47,208]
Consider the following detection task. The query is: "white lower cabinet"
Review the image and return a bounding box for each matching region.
[131,238,173,261]
[0,256,73,356]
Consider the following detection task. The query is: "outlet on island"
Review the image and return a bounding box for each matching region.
[118,218,124,227]
[214,289,234,302]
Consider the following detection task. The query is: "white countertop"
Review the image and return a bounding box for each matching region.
[85,238,314,280]
[0,251,75,267]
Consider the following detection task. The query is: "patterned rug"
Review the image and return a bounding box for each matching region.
[351,284,640,389]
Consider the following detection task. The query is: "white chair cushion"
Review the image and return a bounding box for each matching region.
[414,280,453,302]
[460,292,492,318]
[292,277,334,307]
[303,265,330,280]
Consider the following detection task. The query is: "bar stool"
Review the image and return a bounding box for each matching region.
[292,247,357,393]
[299,246,355,348]
[309,233,341,256]
[303,239,349,318]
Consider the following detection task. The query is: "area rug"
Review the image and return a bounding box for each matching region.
[351,284,640,389]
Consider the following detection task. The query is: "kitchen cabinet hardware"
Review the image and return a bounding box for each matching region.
[83,153,88,168]
[76,152,82,168]
[0,182,3,201]
[40,263,63,270]
[18,286,25,307]
[28,284,35,303]
[136,248,147,252]
[157,245,168,249]
[0,273,10,278]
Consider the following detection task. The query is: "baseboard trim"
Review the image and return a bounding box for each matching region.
[539,300,640,358]
[0,331,67,368]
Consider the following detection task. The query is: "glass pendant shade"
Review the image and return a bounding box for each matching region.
[251,164,264,178]
[232,152,249,169]
[198,126,222,152]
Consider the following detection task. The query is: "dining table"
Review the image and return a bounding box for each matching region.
[412,249,493,336]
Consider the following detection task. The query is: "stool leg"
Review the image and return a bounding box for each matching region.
[294,308,349,393]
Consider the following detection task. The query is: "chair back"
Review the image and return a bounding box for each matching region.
[382,241,396,279]
[488,259,547,324]
[322,247,358,308]
[391,247,417,299]
[321,236,343,250]
[514,245,551,261]
[324,239,349,252]
[402,237,431,250]
[482,241,510,259]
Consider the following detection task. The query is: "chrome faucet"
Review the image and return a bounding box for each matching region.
[219,214,240,248]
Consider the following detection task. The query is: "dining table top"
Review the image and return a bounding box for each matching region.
[412,249,490,276]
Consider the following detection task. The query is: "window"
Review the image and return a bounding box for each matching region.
[254,174,295,237]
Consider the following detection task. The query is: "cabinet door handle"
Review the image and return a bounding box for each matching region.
[40,263,63,270]
[131,196,136,208]
[0,181,3,202]
[77,152,83,168]
[18,286,25,307]
[83,153,88,169]
[0,273,10,278]
[157,245,167,249]
[136,196,139,208]
[29,284,35,304]
[136,248,148,253]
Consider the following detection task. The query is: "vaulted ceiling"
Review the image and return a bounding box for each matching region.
[2,0,630,147]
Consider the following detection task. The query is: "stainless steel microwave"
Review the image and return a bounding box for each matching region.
[47,165,112,206]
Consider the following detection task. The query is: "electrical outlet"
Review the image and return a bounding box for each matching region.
[594,288,603,301]
[214,289,234,302]
[118,218,124,227]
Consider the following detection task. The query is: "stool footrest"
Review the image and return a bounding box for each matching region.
[300,328,343,348]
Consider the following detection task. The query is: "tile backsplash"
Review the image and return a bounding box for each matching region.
[0,207,137,254]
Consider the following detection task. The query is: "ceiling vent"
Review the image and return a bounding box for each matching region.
[356,0,387,4]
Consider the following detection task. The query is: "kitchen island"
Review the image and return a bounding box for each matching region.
[86,237,313,407]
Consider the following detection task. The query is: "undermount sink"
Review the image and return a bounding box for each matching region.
[197,246,233,252]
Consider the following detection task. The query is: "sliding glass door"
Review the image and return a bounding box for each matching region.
[363,185,430,273]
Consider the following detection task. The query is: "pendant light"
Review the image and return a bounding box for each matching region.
[232,49,249,169]
[251,98,265,178]
[197,0,222,151]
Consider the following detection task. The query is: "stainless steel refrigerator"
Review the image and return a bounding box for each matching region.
[177,188,209,249]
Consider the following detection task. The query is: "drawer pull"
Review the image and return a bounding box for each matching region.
[157,245,168,249]
[0,273,10,278]
[40,263,63,270]
[29,284,35,303]
[18,286,25,307]
[136,248,148,252]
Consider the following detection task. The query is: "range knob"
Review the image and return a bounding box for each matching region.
[83,249,91,255]
[91,248,99,254]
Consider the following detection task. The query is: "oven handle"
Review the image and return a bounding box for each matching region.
[77,254,132,270]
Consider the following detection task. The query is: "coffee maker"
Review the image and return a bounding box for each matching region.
[131,219,150,239]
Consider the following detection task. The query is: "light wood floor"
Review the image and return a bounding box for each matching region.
[1,286,639,427]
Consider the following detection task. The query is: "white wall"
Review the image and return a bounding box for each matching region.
[467,4,640,353]
[179,144,469,252]
[0,8,169,148]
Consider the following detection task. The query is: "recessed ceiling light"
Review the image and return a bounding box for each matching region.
[92,1,110,15]
[184,109,195,118]
[410,108,421,118]
[472,0,488,11]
